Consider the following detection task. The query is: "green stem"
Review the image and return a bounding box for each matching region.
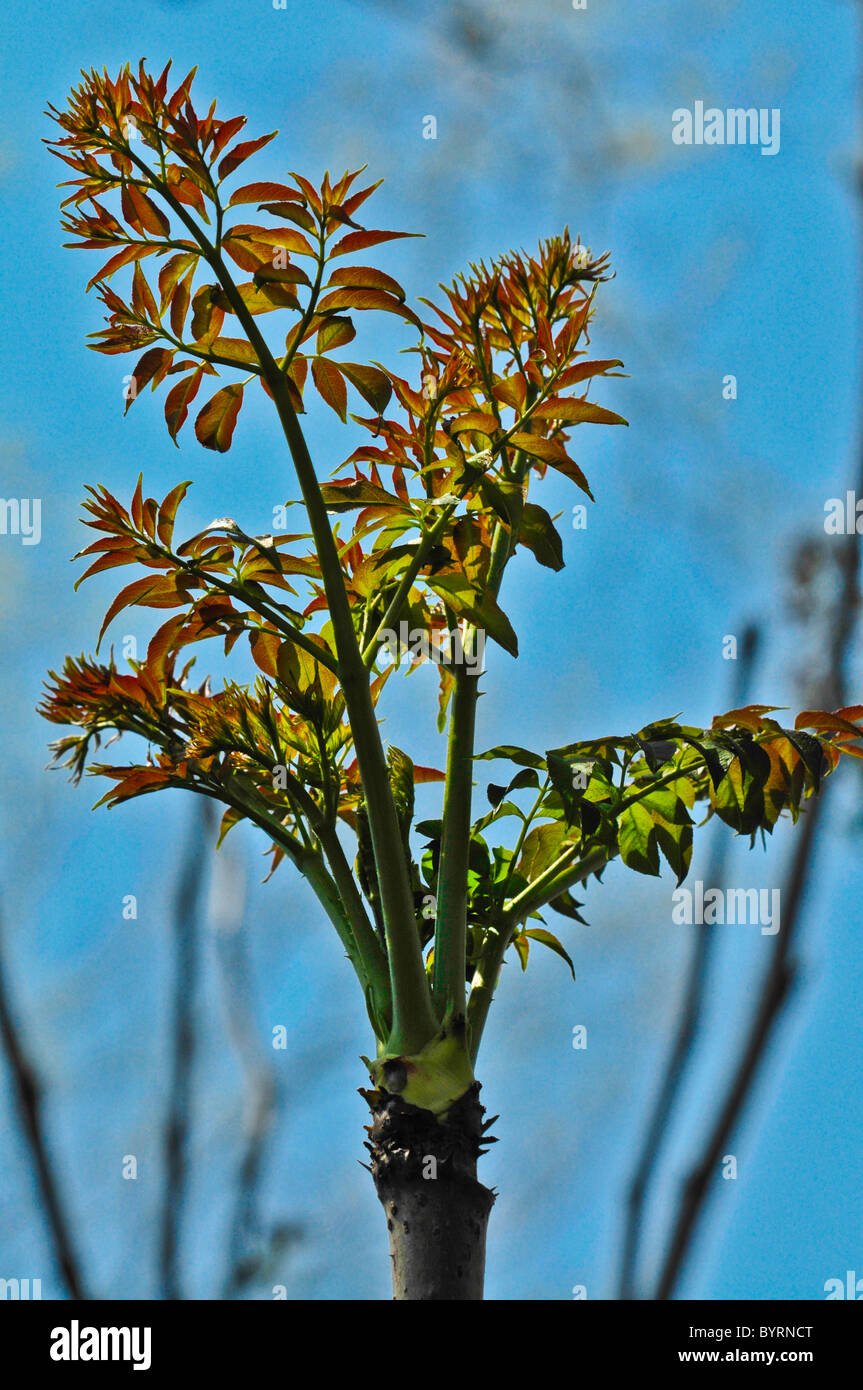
[431,513,513,1025]
[431,660,479,1020]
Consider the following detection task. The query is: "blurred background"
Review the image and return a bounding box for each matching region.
[1,0,862,1300]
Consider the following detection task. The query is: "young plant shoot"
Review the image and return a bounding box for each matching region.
[40,61,863,1299]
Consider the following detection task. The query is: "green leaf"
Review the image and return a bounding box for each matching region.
[618,801,660,876]
[424,573,518,657]
[517,820,569,881]
[523,928,575,979]
[549,890,587,924]
[475,745,546,769]
[517,503,565,571]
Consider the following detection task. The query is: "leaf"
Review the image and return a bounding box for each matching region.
[618,801,660,876]
[493,375,527,411]
[85,242,157,291]
[523,928,576,980]
[338,362,393,415]
[170,267,195,336]
[194,383,244,452]
[124,347,174,415]
[311,357,347,421]
[319,478,407,510]
[217,131,278,182]
[449,412,500,436]
[518,503,564,571]
[124,182,170,237]
[316,286,422,329]
[475,745,546,769]
[508,432,594,497]
[190,284,225,343]
[556,360,625,389]
[517,820,569,881]
[231,280,300,314]
[329,228,421,257]
[324,265,406,300]
[512,933,530,971]
[424,573,518,657]
[316,317,356,353]
[549,890,587,924]
[795,709,863,739]
[413,764,447,783]
[228,223,315,256]
[158,251,198,310]
[249,628,280,677]
[97,575,163,648]
[156,481,191,547]
[207,337,261,368]
[216,805,244,848]
[131,261,158,323]
[782,728,827,791]
[227,181,299,207]
[164,367,204,444]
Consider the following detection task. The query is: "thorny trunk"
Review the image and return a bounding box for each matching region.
[363,1083,496,1300]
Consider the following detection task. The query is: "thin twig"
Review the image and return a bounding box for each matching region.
[159,800,213,1300]
[0,903,89,1299]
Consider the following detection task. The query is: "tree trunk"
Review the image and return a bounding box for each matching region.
[363,1081,496,1299]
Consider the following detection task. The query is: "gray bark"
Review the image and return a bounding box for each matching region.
[363,1082,496,1300]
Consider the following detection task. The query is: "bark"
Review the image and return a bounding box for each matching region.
[362,1081,496,1300]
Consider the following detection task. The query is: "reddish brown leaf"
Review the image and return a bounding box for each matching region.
[316,317,356,354]
[158,251,198,310]
[156,481,191,547]
[124,183,170,237]
[194,383,244,452]
[131,262,158,323]
[316,286,421,329]
[508,432,594,499]
[165,366,205,443]
[227,181,298,207]
[170,268,195,336]
[86,243,157,292]
[217,131,278,182]
[124,347,175,414]
[311,357,347,421]
[324,265,406,301]
[531,397,628,426]
[329,228,420,258]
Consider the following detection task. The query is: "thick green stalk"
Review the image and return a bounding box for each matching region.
[431,662,479,1020]
[431,521,513,1024]
[260,369,438,1053]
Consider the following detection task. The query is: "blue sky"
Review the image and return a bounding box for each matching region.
[1,0,862,1300]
